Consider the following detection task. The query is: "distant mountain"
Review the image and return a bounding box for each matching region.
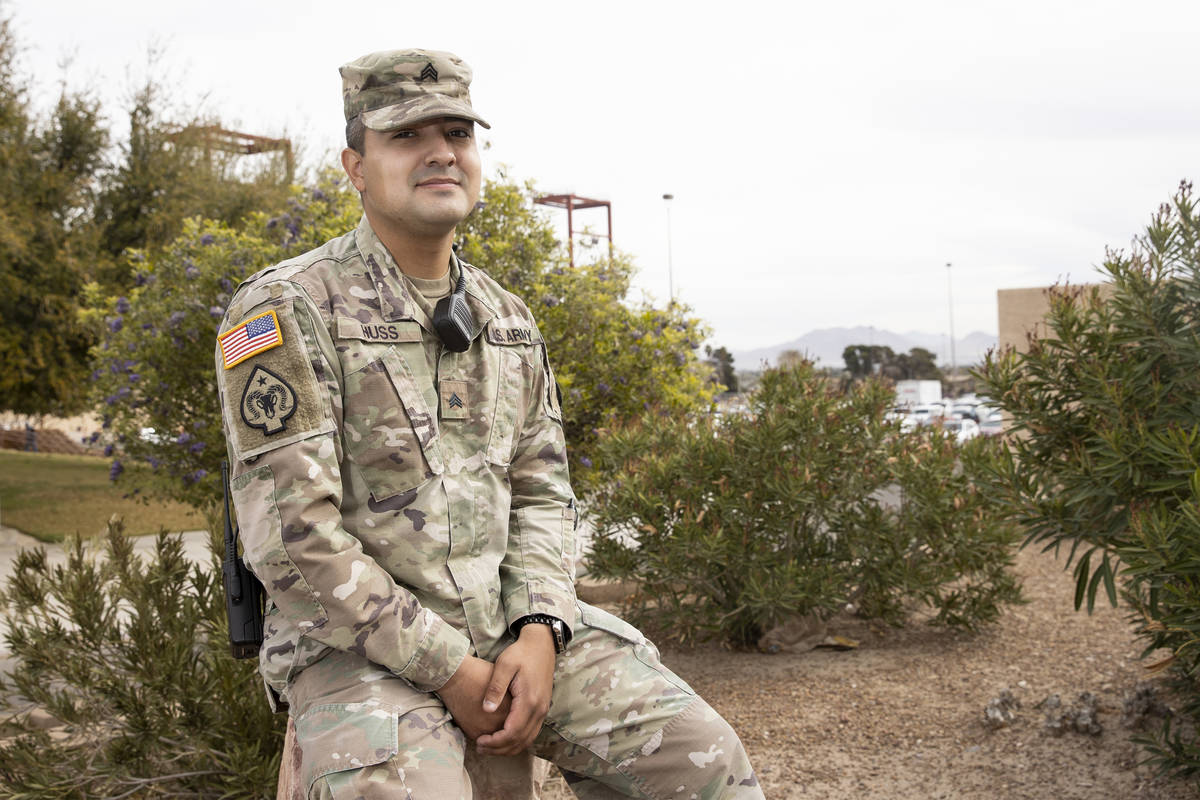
[731,328,997,370]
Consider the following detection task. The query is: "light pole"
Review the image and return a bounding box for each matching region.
[946,262,956,380]
[662,193,675,303]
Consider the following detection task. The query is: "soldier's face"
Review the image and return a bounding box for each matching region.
[342,117,481,237]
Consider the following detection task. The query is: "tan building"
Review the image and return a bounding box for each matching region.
[997,283,1111,353]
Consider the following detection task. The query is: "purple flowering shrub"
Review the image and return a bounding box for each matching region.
[86,171,359,509]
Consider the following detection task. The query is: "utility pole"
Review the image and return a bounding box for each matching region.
[946,262,957,380]
[663,193,675,303]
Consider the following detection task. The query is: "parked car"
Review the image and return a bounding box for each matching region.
[979,410,1005,437]
[909,404,944,427]
[941,417,980,444]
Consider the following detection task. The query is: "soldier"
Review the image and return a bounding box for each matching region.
[216,48,762,799]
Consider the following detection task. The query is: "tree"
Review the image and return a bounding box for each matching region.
[842,344,895,378]
[0,11,109,418]
[704,345,738,393]
[891,347,941,380]
[976,181,1200,778]
[843,344,941,381]
[92,74,293,290]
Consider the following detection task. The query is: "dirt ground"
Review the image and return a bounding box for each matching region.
[553,547,1196,799]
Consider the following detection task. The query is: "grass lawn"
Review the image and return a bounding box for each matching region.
[0,450,205,542]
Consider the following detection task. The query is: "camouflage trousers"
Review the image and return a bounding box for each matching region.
[284,602,762,799]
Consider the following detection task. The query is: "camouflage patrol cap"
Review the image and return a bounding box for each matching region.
[339,49,491,131]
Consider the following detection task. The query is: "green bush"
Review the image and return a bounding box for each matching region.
[976,181,1200,779]
[588,361,1022,647]
[0,519,283,798]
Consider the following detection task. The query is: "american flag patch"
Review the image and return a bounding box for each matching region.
[220,310,283,369]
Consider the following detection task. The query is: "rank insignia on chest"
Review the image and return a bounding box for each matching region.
[220,310,283,368]
[240,365,298,435]
[440,380,469,420]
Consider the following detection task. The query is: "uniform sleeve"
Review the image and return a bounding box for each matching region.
[216,283,471,692]
[499,338,578,639]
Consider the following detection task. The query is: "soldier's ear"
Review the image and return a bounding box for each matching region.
[341,147,366,192]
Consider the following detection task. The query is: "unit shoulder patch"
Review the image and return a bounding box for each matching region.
[240,365,298,435]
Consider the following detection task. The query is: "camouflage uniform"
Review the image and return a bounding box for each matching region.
[216,48,762,800]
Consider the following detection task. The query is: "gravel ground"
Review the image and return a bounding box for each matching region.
[3,527,1193,798]
[577,546,1195,799]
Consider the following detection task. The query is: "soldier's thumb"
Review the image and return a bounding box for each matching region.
[482,663,515,712]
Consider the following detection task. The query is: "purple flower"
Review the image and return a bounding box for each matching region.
[109,460,124,481]
[103,444,114,457]
[185,265,200,279]
[200,234,215,245]
[597,382,611,395]
[266,217,279,230]
[579,456,593,468]
[219,278,234,292]
[209,306,224,318]
[129,373,140,383]
[107,317,123,333]
[176,432,192,445]
[148,456,160,469]
[142,322,155,331]
[189,441,205,453]
[311,188,327,201]
[192,420,207,429]
[674,352,687,366]
[115,297,130,314]
[90,369,101,381]
[168,311,187,328]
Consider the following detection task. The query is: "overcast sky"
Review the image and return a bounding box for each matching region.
[9,0,1200,354]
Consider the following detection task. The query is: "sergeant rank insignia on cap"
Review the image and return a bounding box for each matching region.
[220,310,283,369]
[419,62,438,82]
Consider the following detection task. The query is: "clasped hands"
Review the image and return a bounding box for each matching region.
[435,623,556,756]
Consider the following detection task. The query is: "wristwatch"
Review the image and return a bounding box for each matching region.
[513,614,567,654]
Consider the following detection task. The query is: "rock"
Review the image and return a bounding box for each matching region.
[983,688,1020,729]
[1121,683,1172,730]
[1041,691,1102,737]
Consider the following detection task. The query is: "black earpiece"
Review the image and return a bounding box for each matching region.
[433,273,476,352]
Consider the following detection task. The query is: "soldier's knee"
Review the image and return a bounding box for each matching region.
[626,699,763,799]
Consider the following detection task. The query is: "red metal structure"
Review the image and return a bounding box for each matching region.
[533,193,613,266]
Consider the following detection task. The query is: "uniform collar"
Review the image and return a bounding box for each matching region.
[354,215,497,338]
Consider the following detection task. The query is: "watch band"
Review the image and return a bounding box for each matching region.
[513,613,567,654]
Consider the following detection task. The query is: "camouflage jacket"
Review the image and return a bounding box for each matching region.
[215,216,578,707]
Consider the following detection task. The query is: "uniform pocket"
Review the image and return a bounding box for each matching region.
[342,349,442,502]
[296,702,399,798]
[576,603,696,696]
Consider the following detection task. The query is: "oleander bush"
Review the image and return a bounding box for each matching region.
[0,519,283,799]
[976,181,1200,779]
[588,360,1022,647]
